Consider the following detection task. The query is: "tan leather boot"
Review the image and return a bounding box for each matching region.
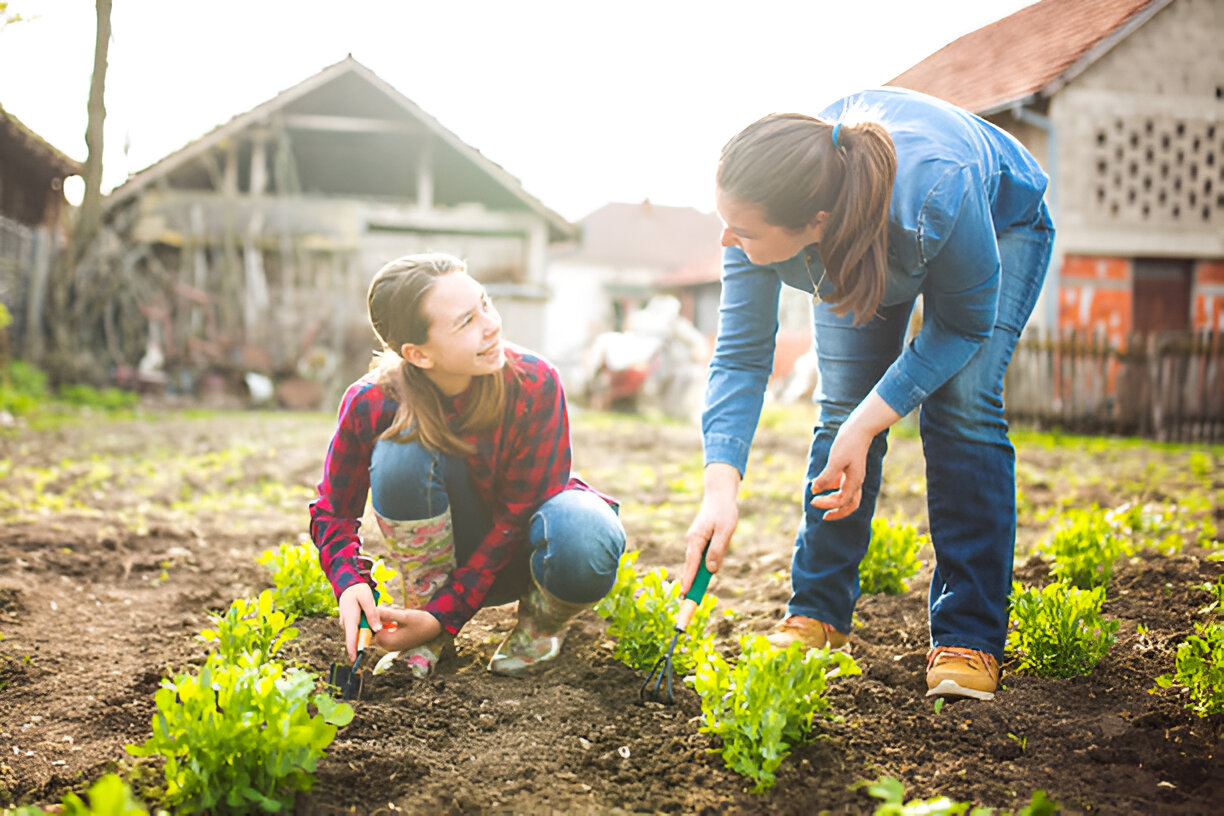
[487,578,591,677]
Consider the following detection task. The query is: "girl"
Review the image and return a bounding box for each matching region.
[682,88,1054,700]
[311,252,625,678]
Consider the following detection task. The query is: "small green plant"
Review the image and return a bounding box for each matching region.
[1007,732,1028,752]
[197,589,298,665]
[690,635,859,792]
[1040,506,1129,589]
[57,384,139,412]
[1194,574,1224,617]
[126,654,353,814]
[1007,582,1119,678]
[855,775,1056,815]
[594,550,718,675]
[29,773,148,815]
[932,696,945,714]
[1154,620,1224,718]
[859,516,925,595]
[0,360,49,417]
[258,538,340,617]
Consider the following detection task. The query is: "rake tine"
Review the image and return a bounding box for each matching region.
[639,546,714,705]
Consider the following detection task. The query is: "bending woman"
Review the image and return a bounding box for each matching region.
[683,88,1054,700]
[311,252,625,678]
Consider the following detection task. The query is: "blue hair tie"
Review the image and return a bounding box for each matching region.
[831,122,843,148]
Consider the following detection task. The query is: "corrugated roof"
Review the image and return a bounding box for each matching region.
[887,0,1169,114]
[104,56,576,240]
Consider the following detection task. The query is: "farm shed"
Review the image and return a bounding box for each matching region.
[100,56,576,407]
[0,104,81,362]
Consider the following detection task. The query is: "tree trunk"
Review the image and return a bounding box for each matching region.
[46,0,111,383]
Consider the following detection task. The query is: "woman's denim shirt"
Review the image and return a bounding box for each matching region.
[704,88,1052,475]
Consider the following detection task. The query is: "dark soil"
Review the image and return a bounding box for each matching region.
[0,407,1220,815]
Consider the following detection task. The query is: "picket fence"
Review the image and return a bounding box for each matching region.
[1004,328,1224,443]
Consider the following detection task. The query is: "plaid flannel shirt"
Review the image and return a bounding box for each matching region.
[309,346,611,634]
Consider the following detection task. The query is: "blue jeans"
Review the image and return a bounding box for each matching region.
[791,219,1053,661]
[369,438,625,606]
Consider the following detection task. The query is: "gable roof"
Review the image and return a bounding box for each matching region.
[887,0,1171,115]
[0,103,82,176]
[105,56,575,240]
[570,201,722,272]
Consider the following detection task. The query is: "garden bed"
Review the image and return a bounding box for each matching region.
[0,407,1219,813]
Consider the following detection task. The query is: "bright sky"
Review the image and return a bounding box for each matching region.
[0,0,1037,222]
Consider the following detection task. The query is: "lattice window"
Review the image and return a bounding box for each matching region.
[1091,116,1222,226]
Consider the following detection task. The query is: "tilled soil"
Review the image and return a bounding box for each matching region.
[0,408,1220,814]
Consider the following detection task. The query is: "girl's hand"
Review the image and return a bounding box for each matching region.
[809,423,873,522]
[338,582,383,662]
[372,607,443,652]
[682,463,741,593]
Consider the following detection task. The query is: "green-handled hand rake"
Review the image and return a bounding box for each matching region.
[640,549,713,704]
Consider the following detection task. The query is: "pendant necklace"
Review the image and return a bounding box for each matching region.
[803,252,827,305]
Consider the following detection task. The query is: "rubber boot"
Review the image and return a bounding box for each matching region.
[374,509,456,678]
[487,575,591,677]
[375,509,455,608]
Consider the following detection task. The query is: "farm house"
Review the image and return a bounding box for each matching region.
[95,56,576,407]
[890,0,1223,438]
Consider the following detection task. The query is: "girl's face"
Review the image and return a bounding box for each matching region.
[715,188,827,266]
[402,270,504,395]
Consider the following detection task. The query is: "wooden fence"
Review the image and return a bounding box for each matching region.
[1005,328,1224,443]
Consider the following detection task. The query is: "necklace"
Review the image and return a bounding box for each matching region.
[803,252,827,305]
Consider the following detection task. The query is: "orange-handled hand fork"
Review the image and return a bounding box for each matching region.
[640,549,714,704]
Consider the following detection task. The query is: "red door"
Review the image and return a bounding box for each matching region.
[1132,258,1192,333]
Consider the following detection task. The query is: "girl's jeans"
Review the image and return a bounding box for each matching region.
[369,439,625,607]
[793,218,1054,661]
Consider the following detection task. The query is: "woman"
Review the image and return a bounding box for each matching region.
[311,252,625,678]
[682,88,1054,700]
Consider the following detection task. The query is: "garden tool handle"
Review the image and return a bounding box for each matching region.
[354,587,392,650]
[676,548,714,631]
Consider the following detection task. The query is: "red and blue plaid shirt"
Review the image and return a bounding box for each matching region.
[310,346,613,634]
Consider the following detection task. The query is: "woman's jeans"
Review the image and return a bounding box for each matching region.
[368,439,625,607]
[793,220,1054,661]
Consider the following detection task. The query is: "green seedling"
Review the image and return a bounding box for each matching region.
[1154,620,1224,718]
[594,550,718,676]
[690,635,858,792]
[1007,582,1119,678]
[127,655,352,814]
[859,516,925,595]
[197,589,298,666]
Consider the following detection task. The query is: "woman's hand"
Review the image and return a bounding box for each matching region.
[372,607,443,651]
[808,423,873,522]
[338,582,383,662]
[682,463,742,593]
[810,393,902,522]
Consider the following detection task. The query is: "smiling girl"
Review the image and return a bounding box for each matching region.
[310,252,625,678]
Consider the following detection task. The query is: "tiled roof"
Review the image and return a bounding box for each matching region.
[887,0,1168,114]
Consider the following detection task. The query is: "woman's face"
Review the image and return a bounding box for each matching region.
[402,270,504,395]
[715,188,827,266]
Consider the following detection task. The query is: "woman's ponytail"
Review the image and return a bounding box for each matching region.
[817,121,895,323]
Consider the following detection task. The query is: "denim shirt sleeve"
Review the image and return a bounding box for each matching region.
[702,246,781,476]
[872,165,1001,417]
